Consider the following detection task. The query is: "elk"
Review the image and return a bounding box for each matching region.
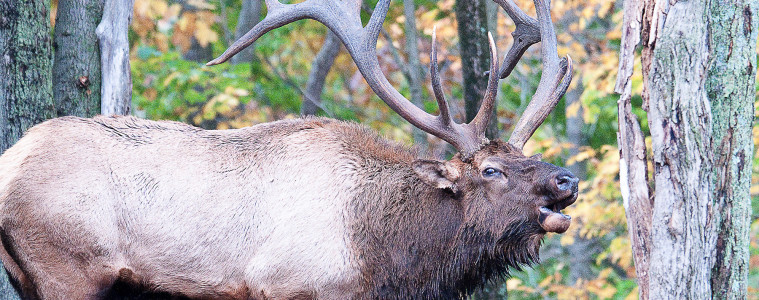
[0,0,575,299]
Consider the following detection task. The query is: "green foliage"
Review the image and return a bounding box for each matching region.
[126,0,759,298]
[132,48,251,125]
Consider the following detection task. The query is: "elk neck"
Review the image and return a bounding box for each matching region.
[346,156,525,298]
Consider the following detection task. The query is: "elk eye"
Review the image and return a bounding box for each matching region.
[482,168,502,178]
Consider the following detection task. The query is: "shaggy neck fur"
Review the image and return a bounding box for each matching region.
[349,157,544,299]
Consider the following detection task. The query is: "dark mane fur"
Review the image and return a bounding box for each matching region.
[344,138,546,298]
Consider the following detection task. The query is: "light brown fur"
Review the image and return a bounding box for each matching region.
[0,115,577,299]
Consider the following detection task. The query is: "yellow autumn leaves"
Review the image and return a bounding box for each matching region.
[133,0,219,53]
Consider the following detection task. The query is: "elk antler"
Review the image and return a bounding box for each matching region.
[495,0,574,149]
[208,0,498,159]
[208,0,571,156]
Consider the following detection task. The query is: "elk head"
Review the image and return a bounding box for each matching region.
[208,0,575,234]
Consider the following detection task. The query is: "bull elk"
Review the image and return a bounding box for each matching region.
[0,0,576,298]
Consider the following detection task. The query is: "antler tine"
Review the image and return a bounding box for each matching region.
[507,0,574,149]
[470,32,500,137]
[209,0,522,159]
[493,0,540,79]
[430,27,453,127]
[208,0,310,66]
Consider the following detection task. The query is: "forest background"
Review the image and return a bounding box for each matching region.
[11,0,759,298]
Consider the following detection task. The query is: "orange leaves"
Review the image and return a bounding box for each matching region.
[175,11,219,49]
[509,265,631,300]
[515,134,634,297]
[132,0,218,53]
[566,100,582,119]
[583,52,620,95]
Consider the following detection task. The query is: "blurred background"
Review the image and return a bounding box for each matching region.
[44,0,759,298]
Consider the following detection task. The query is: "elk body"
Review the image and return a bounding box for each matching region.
[0,0,577,299]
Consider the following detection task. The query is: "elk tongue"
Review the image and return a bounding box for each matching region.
[538,206,571,233]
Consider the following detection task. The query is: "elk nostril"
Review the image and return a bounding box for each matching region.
[555,174,576,191]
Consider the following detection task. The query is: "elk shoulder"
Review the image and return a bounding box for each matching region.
[0,115,418,299]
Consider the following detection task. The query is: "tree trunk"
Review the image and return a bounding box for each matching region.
[301,31,340,116]
[647,2,715,298]
[403,0,427,150]
[707,1,757,298]
[0,266,19,300]
[458,2,500,295]
[0,0,55,153]
[96,0,134,115]
[184,38,214,63]
[455,0,497,139]
[230,0,261,65]
[615,0,652,298]
[0,1,53,296]
[616,0,757,298]
[485,0,498,40]
[53,0,103,117]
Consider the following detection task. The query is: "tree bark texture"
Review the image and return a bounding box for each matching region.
[614,0,652,296]
[646,2,716,298]
[96,0,134,115]
[0,265,19,300]
[616,0,758,298]
[0,0,55,154]
[53,0,103,117]
[707,1,757,299]
[302,30,340,116]
[455,0,497,139]
[230,0,261,64]
[0,1,52,296]
[403,0,427,149]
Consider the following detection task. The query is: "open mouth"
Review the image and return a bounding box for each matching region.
[537,197,575,234]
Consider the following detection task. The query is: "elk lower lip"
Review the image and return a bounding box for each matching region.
[538,206,571,233]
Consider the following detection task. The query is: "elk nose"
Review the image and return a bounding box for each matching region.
[554,172,579,193]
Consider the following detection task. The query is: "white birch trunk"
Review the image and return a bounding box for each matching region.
[96,0,134,116]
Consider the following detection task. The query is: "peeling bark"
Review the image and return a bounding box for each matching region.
[646,1,715,298]
[96,0,134,115]
[614,0,652,297]
[617,0,755,298]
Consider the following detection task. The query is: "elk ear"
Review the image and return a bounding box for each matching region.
[412,160,460,192]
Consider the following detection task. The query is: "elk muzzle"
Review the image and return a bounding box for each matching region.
[538,171,578,233]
